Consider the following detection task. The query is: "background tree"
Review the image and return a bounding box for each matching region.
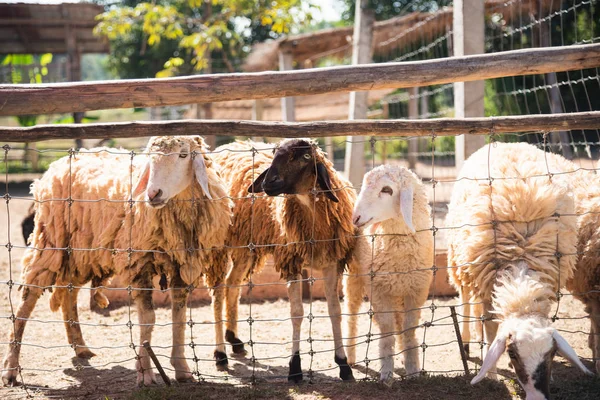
[94,0,316,79]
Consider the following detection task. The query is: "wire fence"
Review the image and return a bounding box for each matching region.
[0,128,599,398]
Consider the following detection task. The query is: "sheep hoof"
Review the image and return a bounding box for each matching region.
[379,371,394,387]
[225,330,247,355]
[1,370,19,387]
[214,350,228,371]
[175,372,195,383]
[136,370,157,387]
[76,348,96,359]
[288,351,303,383]
[463,343,470,358]
[335,355,354,381]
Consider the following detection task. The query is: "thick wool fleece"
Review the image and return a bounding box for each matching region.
[446,143,578,306]
[361,165,433,306]
[213,139,361,279]
[21,136,232,304]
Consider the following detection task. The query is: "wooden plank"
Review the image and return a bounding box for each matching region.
[1,111,598,143]
[454,0,486,170]
[345,0,374,189]
[278,51,296,122]
[1,43,599,116]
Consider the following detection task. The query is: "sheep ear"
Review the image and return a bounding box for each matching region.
[471,334,507,385]
[316,162,339,203]
[552,330,594,375]
[248,168,269,193]
[400,186,415,233]
[193,154,213,200]
[132,161,150,199]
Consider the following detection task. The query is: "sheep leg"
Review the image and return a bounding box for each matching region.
[61,287,96,359]
[132,278,157,386]
[590,299,600,374]
[344,259,364,365]
[224,254,250,355]
[460,285,472,357]
[482,301,499,380]
[371,290,395,383]
[170,274,194,383]
[323,265,354,381]
[402,295,421,378]
[212,278,228,371]
[287,272,304,383]
[1,286,42,386]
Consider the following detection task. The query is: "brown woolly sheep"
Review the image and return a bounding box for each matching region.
[447,143,591,400]
[1,136,232,387]
[212,138,363,382]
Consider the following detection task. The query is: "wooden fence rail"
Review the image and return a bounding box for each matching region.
[1,111,598,142]
[0,43,599,117]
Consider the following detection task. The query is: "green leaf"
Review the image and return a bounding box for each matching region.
[39,53,53,66]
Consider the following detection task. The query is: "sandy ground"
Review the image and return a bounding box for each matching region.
[0,187,599,399]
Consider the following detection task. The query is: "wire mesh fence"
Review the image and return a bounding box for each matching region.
[0,129,598,399]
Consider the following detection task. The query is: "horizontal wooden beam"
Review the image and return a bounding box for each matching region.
[1,43,599,116]
[1,111,598,143]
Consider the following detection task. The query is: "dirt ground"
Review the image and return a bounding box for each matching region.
[1,187,599,399]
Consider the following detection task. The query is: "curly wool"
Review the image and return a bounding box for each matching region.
[21,136,232,306]
[447,142,578,307]
[360,165,433,303]
[214,139,360,279]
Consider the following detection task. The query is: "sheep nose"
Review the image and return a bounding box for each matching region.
[267,174,279,183]
[353,215,361,225]
[148,188,163,202]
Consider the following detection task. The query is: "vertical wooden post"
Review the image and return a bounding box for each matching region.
[200,0,216,150]
[325,137,334,161]
[65,20,83,149]
[345,0,374,188]
[408,88,419,169]
[380,102,389,164]
[251,99,264,142]
[453,0,485,170]
[278,51,296,122]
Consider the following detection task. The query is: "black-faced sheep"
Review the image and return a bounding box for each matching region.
[212,138,363,382]
[1,136,232,386]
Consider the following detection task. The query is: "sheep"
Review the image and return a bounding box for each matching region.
[212,138,364,382]
[346,165,434,382]
[21,204,34,245]
[2,136,233,387]
[446,142,592,399]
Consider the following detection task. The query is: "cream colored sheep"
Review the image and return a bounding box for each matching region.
[1,136,232,387]
[213,138,365,382]
[346,165,433,382]
[447,142,591,399]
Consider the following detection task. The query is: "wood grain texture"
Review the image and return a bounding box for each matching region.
[1,111,598,143]
[1,43,599,116]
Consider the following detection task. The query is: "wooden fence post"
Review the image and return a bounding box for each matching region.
[408,88,419,169]
[453,0,485,170]
[279,51,296,122]
[345,0,374,188]
[252,99,264,142]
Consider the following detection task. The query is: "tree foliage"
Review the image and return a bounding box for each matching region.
[341,0,450,22]
[94,0,315,78]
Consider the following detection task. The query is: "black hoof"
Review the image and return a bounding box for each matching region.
[463,343,470,357]
[288,351,303,383]
[225,330,247,355]
[335,355,355,381]
[214,350,228,371]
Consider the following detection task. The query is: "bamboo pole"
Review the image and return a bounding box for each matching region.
[1,111,598,143]
[1,44,599,116]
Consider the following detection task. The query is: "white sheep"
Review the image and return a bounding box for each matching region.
[345,165,433,382]
[213,138,365,382]
[2,136,232,386]
[447,142,592,399]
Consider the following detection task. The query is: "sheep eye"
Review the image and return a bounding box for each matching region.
[381,186,393,195]
[303,153,311,160]
[179,153,188,159]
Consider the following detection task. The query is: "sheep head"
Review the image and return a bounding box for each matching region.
[352,165,418,233]
[133,135,213,208]
[247,138,338,202]
[472,268,593,399]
